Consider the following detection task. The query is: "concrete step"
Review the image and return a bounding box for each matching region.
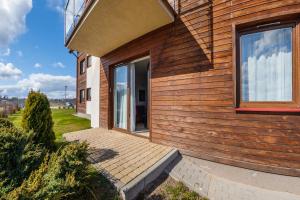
[165,155,300,200]
[73,112,91,120]
[120,149,179,200]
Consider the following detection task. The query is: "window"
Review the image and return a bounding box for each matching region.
[86,88,91,101]
[236,20,300,109]
[79,59,86,74]
[87,56,92,68]
[79,89,85,103]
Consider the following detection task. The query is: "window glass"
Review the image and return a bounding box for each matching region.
[80,89,85,103]
[114,66,128,129]
[87,56,92,68]
[80,59,85,74]
[240,27,293,102]
[87,88,91,101]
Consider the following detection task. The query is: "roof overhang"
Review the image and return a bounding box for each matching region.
[66,0,174,57]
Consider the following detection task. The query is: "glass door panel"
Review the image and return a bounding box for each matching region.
[114,65,128,129]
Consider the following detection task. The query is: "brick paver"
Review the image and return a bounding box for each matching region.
[64,128,173,188]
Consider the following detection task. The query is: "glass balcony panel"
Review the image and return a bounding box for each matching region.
[65,0,88,42]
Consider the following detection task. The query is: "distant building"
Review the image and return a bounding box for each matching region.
[0,99,19,117]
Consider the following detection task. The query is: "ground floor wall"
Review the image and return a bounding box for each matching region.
[98,0,300,176]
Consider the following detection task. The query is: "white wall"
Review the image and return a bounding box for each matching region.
[86,56,100,128]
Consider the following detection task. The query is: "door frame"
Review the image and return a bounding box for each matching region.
[109,55,151,136]
[111,63,130,133]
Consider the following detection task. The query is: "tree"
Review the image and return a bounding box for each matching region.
[22,91,55,149]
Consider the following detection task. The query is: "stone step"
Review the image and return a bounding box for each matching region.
[120,149,179,200]
[166,155,300,200]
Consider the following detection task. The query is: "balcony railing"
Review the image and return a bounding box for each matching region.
[64,0,92,43]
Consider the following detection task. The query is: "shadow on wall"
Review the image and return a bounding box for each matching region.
[99,0,214,128]
[88,148,119,163]
[101,0,214,79]
[152,0,214,79]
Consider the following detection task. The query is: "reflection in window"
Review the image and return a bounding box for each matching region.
[114,66,128,129]
[80,59,85,74]
[87,56,92,68]
[86,88,91,101]
[80,89,85,103]
[240,27,292,102]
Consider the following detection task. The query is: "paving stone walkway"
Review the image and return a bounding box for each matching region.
[64,128,174,188]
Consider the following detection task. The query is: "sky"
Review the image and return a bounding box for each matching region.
[0,0,76,99]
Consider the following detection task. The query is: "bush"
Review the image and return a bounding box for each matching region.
[0,118,14,129]
[0,127,47,196]
[5,142,90,200]
[0,127,26,195]
[22,91,55,149]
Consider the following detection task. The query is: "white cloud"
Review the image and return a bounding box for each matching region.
[251,28,291,57]
[34,63,42,68]
[47,0,64,15]
[0,48,11,56]
[18,73,75,92]
[0,73,76,99]
[0,0,32,47]
[0,62,22,80]
[0,88,8,95]
[17,50,23,57]
[53,62,66,68]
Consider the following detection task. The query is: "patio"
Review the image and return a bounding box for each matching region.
[64,128,178,199]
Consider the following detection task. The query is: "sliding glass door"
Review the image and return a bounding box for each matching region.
[112,57,150,134]
[113,65,128,129]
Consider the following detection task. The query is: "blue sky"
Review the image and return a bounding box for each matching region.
[0,0,76,99]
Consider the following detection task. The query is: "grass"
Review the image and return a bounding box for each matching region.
[139,173,207,200]
[163,182,207,200]
[8,108,91,141]
[8,111,22,127]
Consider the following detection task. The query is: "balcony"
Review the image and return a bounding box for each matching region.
[64,0,174,57]
[64,0,91,43]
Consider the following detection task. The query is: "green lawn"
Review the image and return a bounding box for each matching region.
[9,109,91,141]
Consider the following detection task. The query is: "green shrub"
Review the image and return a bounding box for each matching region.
[0,127,47,196]
[0,118,14,129]
[22,91,55,149]
[5,142,90,200]
[0,127,26,195]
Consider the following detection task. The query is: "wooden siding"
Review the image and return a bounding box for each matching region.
[77,53,87,114]
[99,0,300,176]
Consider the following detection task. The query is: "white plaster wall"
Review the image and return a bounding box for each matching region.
[86,56,100,128]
